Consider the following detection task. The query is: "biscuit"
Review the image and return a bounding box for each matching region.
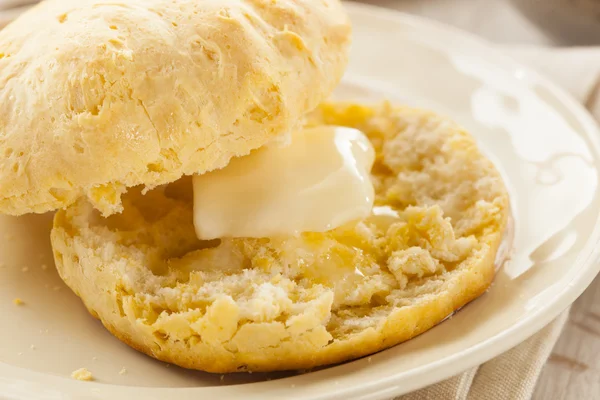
[0,0,350,216]
[51,102,509,373]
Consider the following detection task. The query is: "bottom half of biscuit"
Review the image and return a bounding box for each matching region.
[51,102,509,373]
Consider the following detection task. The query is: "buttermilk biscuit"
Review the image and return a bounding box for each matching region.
[0,0,350,216]
[51,103,509,373]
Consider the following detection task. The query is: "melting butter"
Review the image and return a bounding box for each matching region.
[370,205,402,230]
[192,126,375,240]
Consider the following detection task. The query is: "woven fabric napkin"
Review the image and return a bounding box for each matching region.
[0,2,599,399]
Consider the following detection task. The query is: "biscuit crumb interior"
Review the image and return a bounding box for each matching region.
[52,103,508,372]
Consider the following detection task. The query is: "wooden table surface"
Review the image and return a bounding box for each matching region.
[0,0,598,398]
[534,276,600,399]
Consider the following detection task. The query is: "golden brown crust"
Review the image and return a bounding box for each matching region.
[0,0,350,216]
[97,251,497,372]
[51,102,509,372]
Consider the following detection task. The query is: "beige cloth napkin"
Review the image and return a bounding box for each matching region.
[0,3,599,399]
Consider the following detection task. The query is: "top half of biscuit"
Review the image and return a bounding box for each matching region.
[0,0,351,216]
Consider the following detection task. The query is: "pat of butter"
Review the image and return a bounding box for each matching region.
[192,126,375,240]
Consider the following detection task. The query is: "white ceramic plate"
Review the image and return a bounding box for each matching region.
[1,3,600,399]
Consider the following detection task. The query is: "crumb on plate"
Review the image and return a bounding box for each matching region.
[71,367,93,381]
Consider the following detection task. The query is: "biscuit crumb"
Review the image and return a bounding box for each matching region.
[41,264,48,270]
[13,298,23,305]
[119,367,127,375]
[30,344,36,350]
[21,266,29,272]
[220,375,224,382]
[92,356,97,361]
[367,357,372,363]
[18,352,22,356]
[71,368,93,381]
[290,384,296,388]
